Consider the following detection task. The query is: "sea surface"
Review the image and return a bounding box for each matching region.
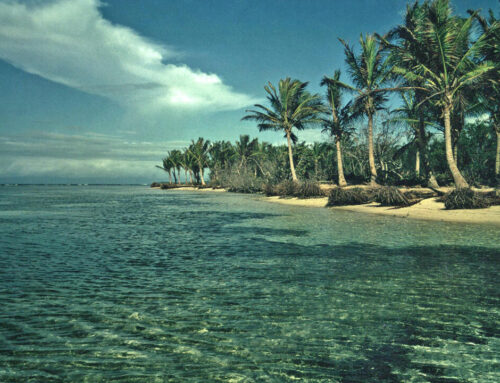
[0,185,499,382]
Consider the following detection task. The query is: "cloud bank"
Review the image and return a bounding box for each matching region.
[0,0,256,111]
[0,131,185,183]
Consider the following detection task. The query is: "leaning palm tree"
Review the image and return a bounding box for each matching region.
[242,78,324,182]
[330,34,392,185]
[388,0,496,188]
[321,70,357,187]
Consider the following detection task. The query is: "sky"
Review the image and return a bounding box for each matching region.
[0,0,497,184]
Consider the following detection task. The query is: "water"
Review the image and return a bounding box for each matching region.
[0,185,498,382]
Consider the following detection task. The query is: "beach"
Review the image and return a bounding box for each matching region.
[264,195,500,225]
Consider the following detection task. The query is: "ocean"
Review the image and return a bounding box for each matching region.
[0,185,498,382]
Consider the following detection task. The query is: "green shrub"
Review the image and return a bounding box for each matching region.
[326,187,372,206]
[443,188,491,209]
[374,186,412,207]
[294,181,323,198]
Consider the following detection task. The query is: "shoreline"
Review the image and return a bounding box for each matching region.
[263,196,500,225]
[153,185,500,225]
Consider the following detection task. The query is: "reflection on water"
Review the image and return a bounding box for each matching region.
[0,186,498,382]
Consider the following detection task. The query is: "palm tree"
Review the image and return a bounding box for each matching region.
[472,8,499,178]
[179,149,192,185]
[189,138,211,186]
[388,0,496,188]
[208,140,234,183]
[233,135,259,173]
[242,78,324,182]
[330,34,393,185]
[156,156,173,184]
[385,91,440,180]
[169,149,183,185]
[321,70,356,187]
[378,1,440,187]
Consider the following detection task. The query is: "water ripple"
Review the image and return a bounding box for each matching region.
[0,186,498,382]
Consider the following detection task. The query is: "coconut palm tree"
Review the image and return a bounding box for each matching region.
[178,149,192,185]
[472,8,499,178]
[242,78,324,182]
[388,0,496,188]
[330,34,393,185]
[378,1,440,187]
[156,156,173,184]
[320,70,357,187]
[208,140,234,183]
[385,91,440,179]
[233,135,259,173]
[189,138,211,186]
[168,149,183,185]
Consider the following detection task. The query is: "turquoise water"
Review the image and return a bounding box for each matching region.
[0,186,498,382]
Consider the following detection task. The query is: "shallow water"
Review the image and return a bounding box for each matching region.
[0,185,498,382]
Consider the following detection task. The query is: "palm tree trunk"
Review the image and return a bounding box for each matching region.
[286,130,298,182]
[495,129,500,177]
[367,111,377,185]
[417,114,439,188]
[184,169,188,185]
[453,142,458,165]
[444,103,468,188]
[199,162,206,186]
[415,149,420,176]
[168,170,172,184]
[188,170,193,184]
[336,137,347,187]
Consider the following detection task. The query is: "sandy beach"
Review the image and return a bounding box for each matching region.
[263,195,500,225]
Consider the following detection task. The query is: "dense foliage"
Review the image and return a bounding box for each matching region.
[157,1,499,193]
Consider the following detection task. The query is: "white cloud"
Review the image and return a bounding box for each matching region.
[0,131,186,181]
[0,0,257,111]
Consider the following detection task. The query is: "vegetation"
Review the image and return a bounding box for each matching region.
[326,188,373,206]
[241,78,324,181]
[443,188,491,209]
[374,186,412,207]
[156,1,499,208]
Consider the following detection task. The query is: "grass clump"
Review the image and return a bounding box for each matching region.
[262,182,279,196]
[275,180,297,197]
[374,186,412,207]
[443,188,491,210]
[326,187,372,206]
[293,181,323,198]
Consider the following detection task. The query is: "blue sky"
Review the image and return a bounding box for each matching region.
[0,0,497,183]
